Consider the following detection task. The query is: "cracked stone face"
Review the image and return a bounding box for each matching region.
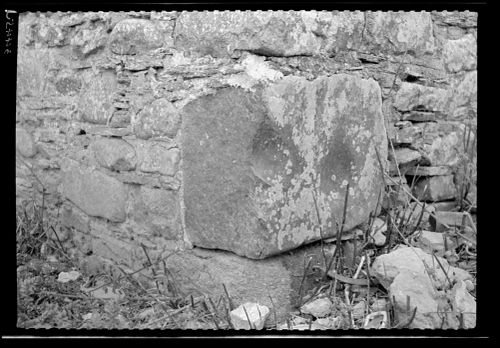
[181,74,387,259]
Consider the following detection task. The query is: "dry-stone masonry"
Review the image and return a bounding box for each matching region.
[16,10,477,325]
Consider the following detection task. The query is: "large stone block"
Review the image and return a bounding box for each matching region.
[61,159,127,222]
[363,12,435,56]
[181,74,387,259]
[174,11,322,58]
[163,244,326,325]
[109,18,164,55]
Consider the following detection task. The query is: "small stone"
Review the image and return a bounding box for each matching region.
[300,297,332,318]
[133,141,180,176]
[416,230,457,257]
[412,175,456,202]
[450,280,476,328]
[394,83,448,113]
[430,211,474,232]
[405,166,453,176]
[370,298,388,312]
[464,279,475,292]
[133,98,180,139]
[230,302,270,330]
[394,126,422,145]
[390,148,422,165]
[401,111,437,122]
[314,317,340,329]
[369,218,387,246]
[432,201,458,212]
[91,138,137,172]
[400,202,435,229]
[352,300,366,320]
[16,127,38,158]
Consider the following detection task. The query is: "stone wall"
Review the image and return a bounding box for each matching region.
[15,10,477,323]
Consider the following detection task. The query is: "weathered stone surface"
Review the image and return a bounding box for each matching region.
[109,19,164,55]
[131,140,180,176]
[174,11,321,57]
[133,98,180,139]
[363,12,435,56]
[181,74,387,259]
[393,126,423,145]
[416,230,457,257]
[412,175,456,202]
[300,297,333,318]
[91,138,136,171]
[405,166,452,176]
[78,70,117,124]
[399,202,435,229]
[417,122,468,167]
[450,280,476,329]
[394,82,448,113]
[369,218,387,246]
[430,211,474,232]
[230,303,270,330]
[60,205,90,233]
[371,246,472,329]
[16,127,38,158]
[443,34,477,73]
[61,159,127,222]
[70,21,110,57]
[163,244,326,325]
[129,186,182,239]
[390,147,422,165]
[401,111,438,122]
[447,71,477,120]
[55,75,82,95]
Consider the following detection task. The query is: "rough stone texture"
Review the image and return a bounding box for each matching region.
[371,246,472,329]
[174,11,322,58]
[182,74,387,259]
[133,98,180,139]
[129,186,181,239]
[163,244,327,325]
[412,175,456,202]
[390,147,422,165]
[230,303,270,330]
[16,127,38,158]
[442,34,477,73]
[91,138,137,171]
[61,159,127,222]
[416,230,457,257]
[363,12,435,56]
[131,140,180,176]
[300,297,333,318]
[430,211,475,232]
[450,280,476,329]
[78,70,117,124]
[394,83,448,113]
[109,19,164,55]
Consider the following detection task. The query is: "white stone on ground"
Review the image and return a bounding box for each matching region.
[369,218,387,246]
[300,297,333,318]
[230,302,270,330]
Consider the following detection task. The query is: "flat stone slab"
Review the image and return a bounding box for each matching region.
[61,159,127,222]
[181,74,387,259]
